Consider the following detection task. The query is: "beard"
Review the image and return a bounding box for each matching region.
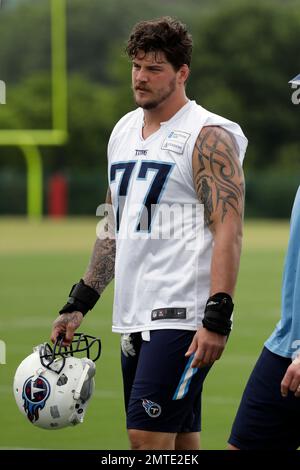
[133,77,176,110]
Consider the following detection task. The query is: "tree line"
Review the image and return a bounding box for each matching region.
[0,0,299,216]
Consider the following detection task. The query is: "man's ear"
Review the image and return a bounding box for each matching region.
[178,64,190,84]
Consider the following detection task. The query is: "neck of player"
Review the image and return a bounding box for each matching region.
[143,91,189,137]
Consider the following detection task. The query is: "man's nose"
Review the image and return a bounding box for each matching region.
[135,68,148,82]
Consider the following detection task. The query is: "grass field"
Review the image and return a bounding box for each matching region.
[0,217,290,449]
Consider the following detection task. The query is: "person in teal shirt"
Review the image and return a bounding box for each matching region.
[228,187,300,450]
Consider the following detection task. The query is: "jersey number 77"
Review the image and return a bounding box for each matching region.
[110,161,174,232]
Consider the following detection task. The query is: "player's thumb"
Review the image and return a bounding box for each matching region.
[185,335,197,357]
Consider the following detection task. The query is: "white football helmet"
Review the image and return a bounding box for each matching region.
[13,333,101,429]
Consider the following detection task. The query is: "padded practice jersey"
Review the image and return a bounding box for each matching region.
[108,100,248,334]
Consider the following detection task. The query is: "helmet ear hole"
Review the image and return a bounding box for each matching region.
[57,374,68,386]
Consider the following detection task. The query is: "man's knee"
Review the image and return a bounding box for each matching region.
[128,429,148,450]
[128,429,175,450]
[175,432,200,450]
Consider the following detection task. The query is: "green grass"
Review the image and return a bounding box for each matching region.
[0,218,289,449]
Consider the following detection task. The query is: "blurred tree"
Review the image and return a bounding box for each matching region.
[189,2,300,171]
[0,0,51,84]
[0,0,299,180]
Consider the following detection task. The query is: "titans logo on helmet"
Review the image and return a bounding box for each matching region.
[22,375,50,422]
[142,399,162,418]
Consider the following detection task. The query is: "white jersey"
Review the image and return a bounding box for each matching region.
[107,100,247,334]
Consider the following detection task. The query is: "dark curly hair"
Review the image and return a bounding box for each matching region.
[125,17,193,70]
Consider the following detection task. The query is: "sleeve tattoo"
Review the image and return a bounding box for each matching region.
[193,126,245,226]
[83,190,116,295]
[84,236,116,294]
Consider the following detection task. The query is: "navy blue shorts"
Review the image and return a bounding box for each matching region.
[121,330,211,433]
[228,347,300,450]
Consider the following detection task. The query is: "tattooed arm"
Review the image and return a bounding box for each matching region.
[193,125,244,295]
[51,189,116,345]
[186,125,245,367]
[83,189,116,293]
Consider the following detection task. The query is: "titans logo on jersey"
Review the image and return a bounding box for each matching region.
[22,375,50,422]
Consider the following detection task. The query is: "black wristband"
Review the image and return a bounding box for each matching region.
[202,292,233,336]
[59,279,100,317]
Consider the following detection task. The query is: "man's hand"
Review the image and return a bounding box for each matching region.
[51,312,83,346]
[185,327,227,368]
[281,359,300,398]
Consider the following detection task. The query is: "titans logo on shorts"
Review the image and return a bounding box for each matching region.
[121,330,211,433]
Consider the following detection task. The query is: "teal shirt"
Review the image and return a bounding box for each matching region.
[265,187,300,358]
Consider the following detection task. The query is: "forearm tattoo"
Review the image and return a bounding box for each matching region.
[84,236,116,294]
[194,126,244,226]
[84,221,116,295]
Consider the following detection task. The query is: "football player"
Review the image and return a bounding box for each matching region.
[51,16,247,450]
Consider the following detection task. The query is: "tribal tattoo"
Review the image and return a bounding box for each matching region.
[193,126,244,226]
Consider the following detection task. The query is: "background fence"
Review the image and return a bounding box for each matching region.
[0,169,298,218]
